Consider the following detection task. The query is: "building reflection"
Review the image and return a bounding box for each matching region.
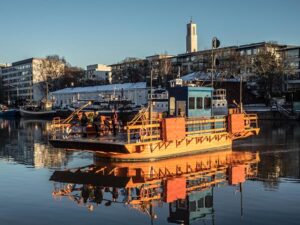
[50,150,259,224]
[236,121,300,190]
[0,119,69,168]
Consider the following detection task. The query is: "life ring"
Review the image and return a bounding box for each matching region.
[245,119,250,126]
[139,128,148,137]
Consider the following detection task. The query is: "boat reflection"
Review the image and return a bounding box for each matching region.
[50,150,259,224]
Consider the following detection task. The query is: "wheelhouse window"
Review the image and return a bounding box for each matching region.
[204,97,211,109]
[196,97,203,109]
[189,97,195,109]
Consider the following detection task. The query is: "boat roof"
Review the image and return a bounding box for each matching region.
[51,82,147,95]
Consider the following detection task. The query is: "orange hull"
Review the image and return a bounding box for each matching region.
[95,132,232,161]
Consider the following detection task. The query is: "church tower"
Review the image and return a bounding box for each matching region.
[186,19,198,53]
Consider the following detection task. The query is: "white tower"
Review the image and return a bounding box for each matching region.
[186,19,198,53]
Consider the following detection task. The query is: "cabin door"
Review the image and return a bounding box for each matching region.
[176,101,186,117]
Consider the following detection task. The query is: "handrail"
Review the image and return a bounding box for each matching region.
[127,106,150,126]
[62,101,93,124]
[276,104,296,119]
[186,117,226,125]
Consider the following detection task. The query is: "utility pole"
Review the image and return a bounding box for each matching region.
[211,37,221,87]
[211,47,214,87]
[149,68,153,137]
[240,74,243,113]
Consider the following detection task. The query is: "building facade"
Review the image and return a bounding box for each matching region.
[0,58,64,105]
[1,58,42,104]
[85,64,112,83]
[50,82,148,107]
[278,46,300,92]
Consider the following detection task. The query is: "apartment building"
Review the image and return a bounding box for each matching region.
[278,46,300,92]
[85,64,112,83]
[0,58,64,104]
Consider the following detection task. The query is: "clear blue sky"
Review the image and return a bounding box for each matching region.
[0,0,299,68]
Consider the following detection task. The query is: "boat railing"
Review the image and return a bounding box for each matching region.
[127,106,150,126]
[244,113,259,130]
[50,118,72,140]
[63,101,93,124]
[185,116,227,136]
[126,119,161,144]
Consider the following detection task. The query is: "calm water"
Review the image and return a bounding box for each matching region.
[0,119,300,225]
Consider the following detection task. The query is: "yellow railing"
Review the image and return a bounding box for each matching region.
[244,113,259,129]
[126,120,161,144]
[185,117,226,125]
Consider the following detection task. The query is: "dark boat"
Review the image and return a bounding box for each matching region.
[0,104,19,118]
[19,106,56,119]
[0,109,19,118]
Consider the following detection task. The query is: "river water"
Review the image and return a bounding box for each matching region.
[0,119,299,225]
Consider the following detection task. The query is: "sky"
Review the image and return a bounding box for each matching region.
[0,0,299,68]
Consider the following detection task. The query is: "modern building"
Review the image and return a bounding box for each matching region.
[85,64,112,83]
[50,82,148,107]
[278,46,300,92]
[0,58,64,105]
[110,58,147,84]
[0,63,10,69]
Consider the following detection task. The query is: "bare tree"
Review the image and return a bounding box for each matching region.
[54,66,85,89]
[37,55,65,100]
[116,57,147,83]
[252,49,293,97]
[158,58,172,87]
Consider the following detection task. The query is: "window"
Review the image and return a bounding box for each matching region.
[205,195,213,208]
[196,97,203,109]
[178,199,187,209]
[169,97,175,115]
[197,198,204,208]
[189,201,197,212]
[189,97,195,109]
[204,97,211,109]
[287,49,299,58]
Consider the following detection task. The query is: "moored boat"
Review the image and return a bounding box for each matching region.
[49,81,260,161]
[19,99,58,119]
[19,106,57,119]
[0,104,19,118]
[0,109,19,118]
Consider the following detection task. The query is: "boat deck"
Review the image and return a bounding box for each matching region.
[49,133,132,153]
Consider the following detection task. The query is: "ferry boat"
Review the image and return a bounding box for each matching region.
[50,150,259,220]
[49,80,260,161]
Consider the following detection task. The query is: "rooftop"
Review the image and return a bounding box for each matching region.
[51,82,147,94]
